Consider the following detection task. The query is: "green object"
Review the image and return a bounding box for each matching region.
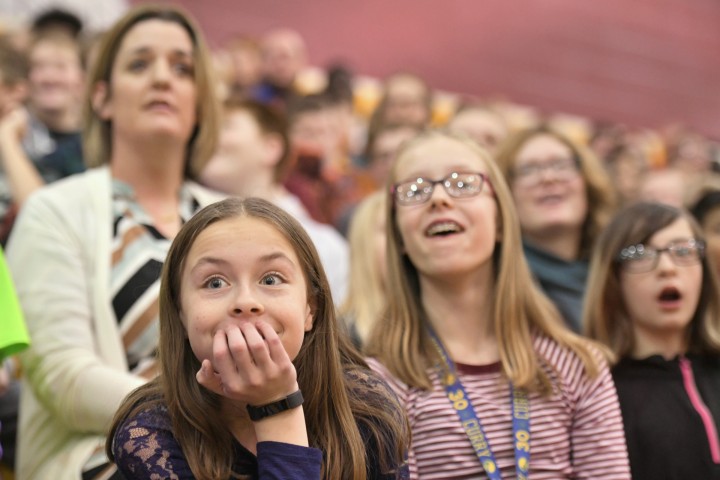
[0,248,29,360]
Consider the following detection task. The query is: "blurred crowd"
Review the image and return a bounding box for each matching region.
[0,4,720,480]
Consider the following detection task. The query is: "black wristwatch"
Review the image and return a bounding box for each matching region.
[247,390,304,421]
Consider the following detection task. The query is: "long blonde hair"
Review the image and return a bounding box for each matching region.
[366,129,605,392]
[108,197,409,479]
[82,4,220,179]
[339,191,388,346]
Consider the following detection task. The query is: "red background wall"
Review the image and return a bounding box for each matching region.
[135,0,720,138]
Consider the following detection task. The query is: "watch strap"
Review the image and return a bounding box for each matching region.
[247,390,304,421]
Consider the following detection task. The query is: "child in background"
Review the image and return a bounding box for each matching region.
[108,197,409,479]
[585,201,720,480]
[367,129,630,479]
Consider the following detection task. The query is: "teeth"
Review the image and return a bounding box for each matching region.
[426,221,461,236]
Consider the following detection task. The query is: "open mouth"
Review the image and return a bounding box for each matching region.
[658,286,682,304]
[425,221,463,237]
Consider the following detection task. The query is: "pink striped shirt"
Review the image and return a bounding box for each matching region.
[368,335,631,479]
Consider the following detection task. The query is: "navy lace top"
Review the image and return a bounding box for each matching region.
[112,368,409,479]
[112,403,323,479]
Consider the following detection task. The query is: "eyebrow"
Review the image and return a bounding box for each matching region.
[258,251,296,267]
[190,251,296,273]
[126,46,193,58]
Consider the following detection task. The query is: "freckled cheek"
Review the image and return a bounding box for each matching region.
[187,333,211,362]
[186,309,217,340]
[281,332,306,362]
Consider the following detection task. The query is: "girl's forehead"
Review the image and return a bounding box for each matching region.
[648,217,694,244]
[395,136,487,176]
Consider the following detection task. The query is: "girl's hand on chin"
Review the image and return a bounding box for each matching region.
[196,320,299,405]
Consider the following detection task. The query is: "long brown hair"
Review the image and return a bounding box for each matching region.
[366,129,605,393]
[584,201,720,361]
[108,197,408,479]
[82,4,220,179]
[494,124,617,259]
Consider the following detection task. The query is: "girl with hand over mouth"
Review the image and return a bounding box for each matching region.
[109,197,409,479]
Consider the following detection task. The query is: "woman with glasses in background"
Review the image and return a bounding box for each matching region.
[367,129,630,479]
[585,201,720,480]
[495,125,616,333]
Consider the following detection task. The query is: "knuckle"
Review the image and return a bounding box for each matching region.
[266,336,282,348]
[213,348,231,362]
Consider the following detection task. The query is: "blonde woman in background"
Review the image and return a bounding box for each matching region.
[339,191,388,347]
[495,125,616,333]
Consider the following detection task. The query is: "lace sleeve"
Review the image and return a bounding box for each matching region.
[112,404,195,479]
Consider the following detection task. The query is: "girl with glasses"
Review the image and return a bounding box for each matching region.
[585,201,720,480]
[366,129,630,479]
[495,126,616,333]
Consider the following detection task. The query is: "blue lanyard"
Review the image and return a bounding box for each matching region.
[428,327,530,480]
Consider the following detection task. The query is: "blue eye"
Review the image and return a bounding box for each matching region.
[260,273,284,286]
[204,277,226,289]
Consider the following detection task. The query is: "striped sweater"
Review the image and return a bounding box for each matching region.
[368,335,631,479]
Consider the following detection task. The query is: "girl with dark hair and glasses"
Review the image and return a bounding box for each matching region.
[585,201,720,480]
[367,129,630,479]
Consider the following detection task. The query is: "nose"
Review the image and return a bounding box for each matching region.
[656,250,678,275]
[536,165,560,184]
[229,285,264,316]
[428,181,452,207]
[151,59,172,86]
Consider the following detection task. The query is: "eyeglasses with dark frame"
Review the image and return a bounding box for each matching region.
[512,156,580,185]
[391,171,492,206]
[617,239,705,274]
